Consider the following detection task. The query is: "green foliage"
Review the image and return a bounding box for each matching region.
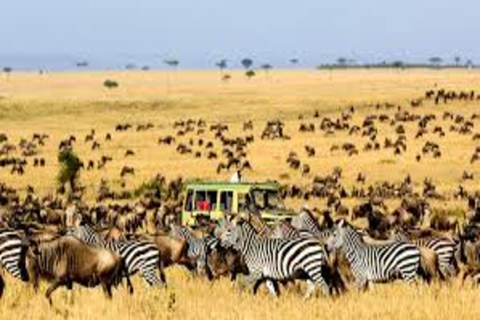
[57,149,82,194]
[103,79,119,89]
[245,70,256,79]
[241,58,253,70]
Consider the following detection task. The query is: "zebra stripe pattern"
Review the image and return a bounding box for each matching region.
[0,229,27,281]
[170,225,219,273]
[291,209,323,237]
[219,218,330,298]
[332,220,421,289]
[392,231,457,277]
[66,225,165,286]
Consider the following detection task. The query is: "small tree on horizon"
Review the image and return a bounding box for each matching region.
[245,69,256,80]
[164,58,180,93]
[454,56,461,67]
[429,57,443,67]
[336,57,348,66]
[241,58,253,70]
[3,67,12,80]
[241,58,254,79]
[260,63,273,79]
[103,79,119,89]
[215,59,228,81]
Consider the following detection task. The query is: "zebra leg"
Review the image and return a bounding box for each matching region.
[355,278,368,292]
[400,267,417,284]
[244,273,261,295]
[304,280,316,299]
[265,280,280,297]
[141,265,165,287]
[304,270,330,297]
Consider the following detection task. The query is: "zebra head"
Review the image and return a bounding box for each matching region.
[330,219,348,250]
[217,218,243,250]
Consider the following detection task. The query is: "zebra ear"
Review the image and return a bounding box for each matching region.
[338,219,345,228]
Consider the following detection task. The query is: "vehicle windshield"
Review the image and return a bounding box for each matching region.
[250,188,285,210]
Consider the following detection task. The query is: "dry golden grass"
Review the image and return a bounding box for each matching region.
[0,69,478,204]
[1,268,480,320]
[0,69,480,319]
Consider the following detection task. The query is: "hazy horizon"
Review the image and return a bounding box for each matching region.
[1,0,479,70]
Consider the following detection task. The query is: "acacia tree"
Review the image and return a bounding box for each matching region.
[245,69,256,79]
[290,58,299,66]
[241,58,253,70]
[215,59,228,72]
[103,79,119,89]
[454,56,461,67]
[3,67,12,80]
[215,59,228,81]
[260,63,273,80]
[241,58,254,79]
[337,57,347,66]
[429,57,443,68]
[164,58,179,93]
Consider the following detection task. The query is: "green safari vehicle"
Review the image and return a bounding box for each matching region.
[181,181,296,226]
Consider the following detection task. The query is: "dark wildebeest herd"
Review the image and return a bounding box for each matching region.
[0,87,480,304]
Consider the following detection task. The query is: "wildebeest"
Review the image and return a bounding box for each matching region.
[21,235,133,304]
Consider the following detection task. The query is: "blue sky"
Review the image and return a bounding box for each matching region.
[1,0,478,69]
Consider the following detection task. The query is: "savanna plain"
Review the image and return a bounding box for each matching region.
[0,69,479,320]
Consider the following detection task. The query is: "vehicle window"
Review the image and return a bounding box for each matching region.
[185,189,194,211]
[238,193,247,212]
[195,190,206,210]
[220,191,233,211]
[207,190,218,211]
[195,190,217,211]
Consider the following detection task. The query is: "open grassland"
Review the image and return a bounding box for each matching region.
[0,69,479,204]
[1,269,480,320]
[1,69,480,319]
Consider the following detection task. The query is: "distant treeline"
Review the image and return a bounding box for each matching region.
[317,59,477,70]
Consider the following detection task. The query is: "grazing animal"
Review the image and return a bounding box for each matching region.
[170,225,219,276]
[0,229,29,297]
[330,220,421,290]
[66,225,166,287]
[21,235,133,304]
[217,217,330,298]
[392,231,458,278]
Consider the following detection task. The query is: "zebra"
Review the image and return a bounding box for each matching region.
[392,231,458,278]
[331,219,421,290]
[0,229,28,296]
[66,225,165,286]
[218,217,331,298]
[291,209,323,237]
[170,225,219,277]
[271,221,301,239]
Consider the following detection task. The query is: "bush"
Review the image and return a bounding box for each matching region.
[57,149,82,197]
[103,79,119,89]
